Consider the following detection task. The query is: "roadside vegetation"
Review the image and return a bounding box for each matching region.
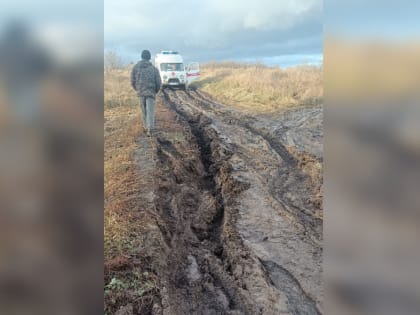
[325,40,420,99]
[104,64,159,314]
[192,61,322,111]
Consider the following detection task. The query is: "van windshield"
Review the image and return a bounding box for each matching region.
[160,63,184,71]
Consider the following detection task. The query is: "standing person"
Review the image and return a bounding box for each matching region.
[131,50,161,136]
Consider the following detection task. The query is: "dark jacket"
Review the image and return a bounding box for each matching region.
[130,60,161,98]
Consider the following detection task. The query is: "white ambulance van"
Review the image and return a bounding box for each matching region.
[154,51,200,89]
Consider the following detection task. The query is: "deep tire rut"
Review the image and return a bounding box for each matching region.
[174,89,322,241]
[154,93,258,314]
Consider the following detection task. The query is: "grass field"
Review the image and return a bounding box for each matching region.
[193,61,323,111]
[325,40,420,100]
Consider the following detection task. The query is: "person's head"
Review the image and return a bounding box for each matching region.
[141,50,151,60]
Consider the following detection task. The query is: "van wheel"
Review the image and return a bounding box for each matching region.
[180,84,186,91]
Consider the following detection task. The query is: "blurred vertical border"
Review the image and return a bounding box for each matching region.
[0,1,103,314]
[325,1,420,314]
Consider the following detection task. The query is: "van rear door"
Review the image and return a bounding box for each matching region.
[186,62,200,84]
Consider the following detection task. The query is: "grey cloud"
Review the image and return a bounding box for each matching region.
[105,0,322,65]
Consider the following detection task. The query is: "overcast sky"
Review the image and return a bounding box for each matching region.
[105,0,323,67]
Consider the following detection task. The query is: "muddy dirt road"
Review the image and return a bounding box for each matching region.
[138,89,323,315]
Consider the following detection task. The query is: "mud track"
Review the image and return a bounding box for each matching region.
[147,89,323,315]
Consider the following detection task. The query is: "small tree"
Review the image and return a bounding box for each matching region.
[105,51,123,72]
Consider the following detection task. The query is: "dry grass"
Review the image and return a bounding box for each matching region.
[104,68,162,313]
[104,66,142,259]
[325,39,420,100]
[105,66,138,108]
[193,61,323,111]
[104,105,142,258]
